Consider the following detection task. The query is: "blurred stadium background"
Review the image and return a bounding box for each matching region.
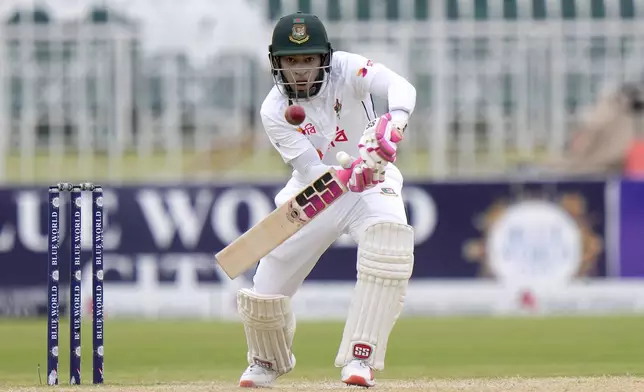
[0,0,643,389]
[1,0,643,182]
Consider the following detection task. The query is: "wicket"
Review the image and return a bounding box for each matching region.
[47,183,104,385]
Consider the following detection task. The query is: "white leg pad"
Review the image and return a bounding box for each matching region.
[237,288,296,375]
[335,222,414,370]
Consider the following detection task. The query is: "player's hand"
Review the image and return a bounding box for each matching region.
[336,152,377,193]
[358,113,405,166]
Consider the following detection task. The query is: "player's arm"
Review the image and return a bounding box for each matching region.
[261,109,374,192]
[344,54,416,120]
[342,53,416,166]
[355,60,416,133]
[260,109,326,180]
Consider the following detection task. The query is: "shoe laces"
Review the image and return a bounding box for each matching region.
[356,360,372,369]
[248,364,271,374]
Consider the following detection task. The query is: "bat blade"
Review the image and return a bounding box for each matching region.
[215,168,349,279]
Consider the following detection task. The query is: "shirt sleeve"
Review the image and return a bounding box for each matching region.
[290,147,334,182]
[339,52,382,98]
[261,110,338,183]
[369,69,416,117]
[339,52,416,117]
[260,106,313,164]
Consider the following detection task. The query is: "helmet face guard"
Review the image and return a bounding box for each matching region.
[269,52,332,100]
[269,12,333,101]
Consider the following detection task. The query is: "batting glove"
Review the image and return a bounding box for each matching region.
[358,113,405,168]
[336,152,377,193]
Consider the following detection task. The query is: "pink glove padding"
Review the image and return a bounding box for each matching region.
[336,152,376,193]
[358,113,404,166]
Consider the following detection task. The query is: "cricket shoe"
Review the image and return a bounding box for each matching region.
[341,360,376,387]
[238,355,295,388]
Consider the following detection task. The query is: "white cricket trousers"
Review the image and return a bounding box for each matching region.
[252,166,408,297]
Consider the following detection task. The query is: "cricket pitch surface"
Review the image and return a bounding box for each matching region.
[4,376,644,391]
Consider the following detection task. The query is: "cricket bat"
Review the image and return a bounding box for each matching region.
[215,168,352,279]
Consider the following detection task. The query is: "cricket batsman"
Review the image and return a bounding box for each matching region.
[237,11,416,388]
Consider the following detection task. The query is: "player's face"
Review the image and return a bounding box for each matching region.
[279,55,323,92]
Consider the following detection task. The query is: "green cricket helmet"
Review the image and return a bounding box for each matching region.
[268,12,333,100]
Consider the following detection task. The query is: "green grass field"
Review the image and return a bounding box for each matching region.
[1,145,544,184]
[0,316,643,391]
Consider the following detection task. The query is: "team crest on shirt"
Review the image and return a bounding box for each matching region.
[290,18,309,44]
[333,99,342,119]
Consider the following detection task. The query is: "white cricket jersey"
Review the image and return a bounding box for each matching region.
[260,51,383,177]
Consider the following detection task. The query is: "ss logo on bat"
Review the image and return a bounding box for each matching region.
[294,172,344,219]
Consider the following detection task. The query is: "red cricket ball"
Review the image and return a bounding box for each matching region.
[285,105,306,126]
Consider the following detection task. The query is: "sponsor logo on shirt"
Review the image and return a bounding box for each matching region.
[297,123,317,135]
[329,127,348,147]
[381,187,398,196]
[356,60,373,78]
